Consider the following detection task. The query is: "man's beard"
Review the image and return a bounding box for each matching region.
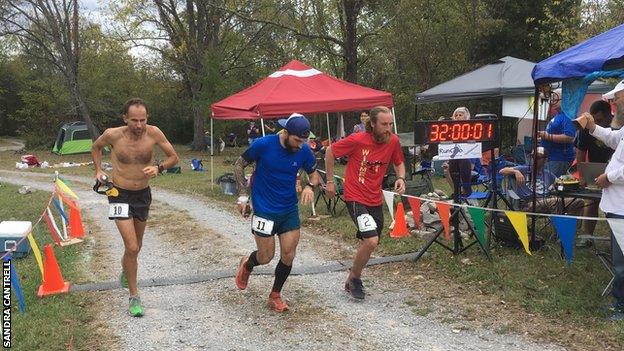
[285,137,302,152]
[373,130,391,143]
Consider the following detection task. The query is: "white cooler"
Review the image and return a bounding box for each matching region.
[0,221,32,258]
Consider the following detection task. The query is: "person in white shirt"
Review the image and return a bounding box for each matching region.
[582,79,624,321]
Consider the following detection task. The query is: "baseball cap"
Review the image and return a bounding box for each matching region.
[602,80,624,100]
[278,113,311,138]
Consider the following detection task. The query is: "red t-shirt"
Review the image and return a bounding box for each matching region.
[331,132,404,206]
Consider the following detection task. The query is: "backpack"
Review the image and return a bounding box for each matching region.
[191,158,204,171]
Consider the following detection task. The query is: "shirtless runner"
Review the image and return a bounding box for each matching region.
[91,98,179,317]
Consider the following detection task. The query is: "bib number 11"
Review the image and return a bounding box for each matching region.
[251,215,274,235]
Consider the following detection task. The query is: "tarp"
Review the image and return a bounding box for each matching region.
[211,60,394,119]
[532,23,624,84]
[416,56,611,104]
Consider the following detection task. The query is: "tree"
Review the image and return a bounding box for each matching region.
[0,0,99,139]
[230,0,392,83]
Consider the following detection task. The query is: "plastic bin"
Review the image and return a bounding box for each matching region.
[0,221,32,258]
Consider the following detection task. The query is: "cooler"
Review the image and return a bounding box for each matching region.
[0,221,32,258]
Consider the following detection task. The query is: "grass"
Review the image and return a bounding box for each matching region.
[3,143,624,347]
[0,183,114,350]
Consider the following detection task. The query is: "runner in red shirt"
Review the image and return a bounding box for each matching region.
[324,106,406,299]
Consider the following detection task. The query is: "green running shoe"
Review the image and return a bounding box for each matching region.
[120,271,128,289]
[129,296,144,317]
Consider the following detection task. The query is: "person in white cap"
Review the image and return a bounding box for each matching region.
[233,113,321,312]
[578,79,624,321]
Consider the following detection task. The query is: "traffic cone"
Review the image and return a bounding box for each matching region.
[390,202,409,238]
[37,244,70,298]
[68,206,85,239]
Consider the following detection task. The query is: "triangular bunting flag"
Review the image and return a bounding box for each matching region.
[607,218,624,258]
[390,202,409,238]
[55,178,78,199]
[57,191,79,211]
[407,197,421,229]
[52,198,69,224]
[467,207,487,247]
[43,209,62,245]
[436,202,451,241]
[505,211,531,255]
[552,215,578,265]
[27,232,44,279]
[407,196,420,229]
[383,190,395,221]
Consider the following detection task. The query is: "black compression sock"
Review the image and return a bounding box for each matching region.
[271,260,292,293]
[246,251,259,271]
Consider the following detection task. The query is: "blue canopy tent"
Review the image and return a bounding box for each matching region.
[532,23,624,120]
[527,23,624,242]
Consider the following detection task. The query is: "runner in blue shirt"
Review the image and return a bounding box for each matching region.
[233,113,321,312]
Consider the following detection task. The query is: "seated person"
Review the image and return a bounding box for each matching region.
[499,147,583,215]
[226,132,237,147]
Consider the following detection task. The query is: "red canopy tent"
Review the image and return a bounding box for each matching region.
[211,60,394,119]
[209,60,395,187]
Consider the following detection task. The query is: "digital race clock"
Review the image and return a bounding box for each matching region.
[414,119,498,144]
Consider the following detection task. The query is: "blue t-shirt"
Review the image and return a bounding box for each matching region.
[513,165,556,199]
[242,135,316,214]
[542,112,576,162]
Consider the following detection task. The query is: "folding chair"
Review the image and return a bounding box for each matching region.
[314,170,347,216]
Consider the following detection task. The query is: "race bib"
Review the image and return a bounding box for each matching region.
[251,215,275,235]
[109,203,129,218]
[356,214,377,232]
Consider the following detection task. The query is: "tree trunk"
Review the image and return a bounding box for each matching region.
[342,0,360,83]
[190,94,206,151]
[69,75,99,140]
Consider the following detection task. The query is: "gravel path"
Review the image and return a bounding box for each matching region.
[0,170,566,351]
[0,138,25,152]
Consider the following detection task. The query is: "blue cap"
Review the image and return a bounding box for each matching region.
[278,113,311,138]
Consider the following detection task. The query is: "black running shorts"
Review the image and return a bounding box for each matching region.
[107,186,152,222]
[346,201,384,239]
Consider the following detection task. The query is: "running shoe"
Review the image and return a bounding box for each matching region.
[344,277,365,300]
[268,292,289,312]
[128,296,144,317]
[235,257,251,290]
[120,271,128,289]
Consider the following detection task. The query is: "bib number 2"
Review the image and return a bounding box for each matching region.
[109,203,129,218]
[356,214,377,232]
[251,215,275,235]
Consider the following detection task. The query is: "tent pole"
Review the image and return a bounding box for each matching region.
[326,113,332,144]
[210,117,214,190]
[391,107,398,134]
[260,118,266,136]
[530,86,540,244]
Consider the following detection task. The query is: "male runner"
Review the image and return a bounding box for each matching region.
[325,106,406,299]
[234,113,320,312]
[91,98,179,317]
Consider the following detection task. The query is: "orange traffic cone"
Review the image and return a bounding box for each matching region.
[390,202,409,238]
[37,244,70,297]
[68,206,85,238]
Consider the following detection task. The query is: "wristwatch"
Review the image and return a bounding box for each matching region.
[157,164,165,174]
[304,182,315,189]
